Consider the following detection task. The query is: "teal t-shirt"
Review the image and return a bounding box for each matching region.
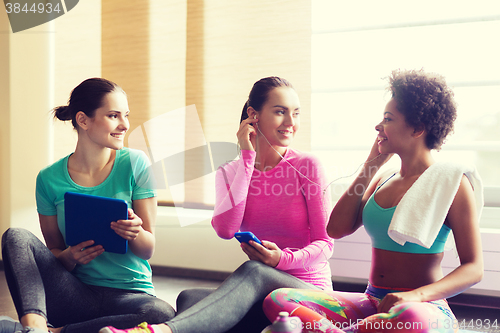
[36,148,157,296]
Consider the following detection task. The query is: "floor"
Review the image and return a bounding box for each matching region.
[1,269,499,332]
[0,269,221,320]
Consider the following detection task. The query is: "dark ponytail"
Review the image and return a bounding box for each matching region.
[52,78,123,129]
[53,105,72,121]
[240,76,293,123]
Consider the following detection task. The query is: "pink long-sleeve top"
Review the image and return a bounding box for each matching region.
[212,149,334,290]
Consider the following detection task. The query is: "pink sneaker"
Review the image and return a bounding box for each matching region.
[99,322,156,333]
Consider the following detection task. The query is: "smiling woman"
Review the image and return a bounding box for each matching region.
[263,69,484,333]
[248,86,301,158]
[1,78,175,333]
[80,91,130,150]
[99,77,334,333]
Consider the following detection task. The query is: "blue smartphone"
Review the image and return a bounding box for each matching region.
[234,231,262,245]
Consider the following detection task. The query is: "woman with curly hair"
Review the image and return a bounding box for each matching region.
[262,69,484,333]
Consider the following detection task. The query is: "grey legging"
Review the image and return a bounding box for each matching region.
[1,228,175,333]
[167,260,319,333]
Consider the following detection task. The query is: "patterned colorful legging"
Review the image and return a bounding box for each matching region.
[263,284,457,333]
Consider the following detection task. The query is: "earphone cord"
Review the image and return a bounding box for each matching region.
[254,125,384,275]
[255,125,381,195]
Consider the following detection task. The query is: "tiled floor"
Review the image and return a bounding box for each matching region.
[2,269,499,332]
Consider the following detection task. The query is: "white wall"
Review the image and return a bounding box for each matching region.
[0,16,54,246]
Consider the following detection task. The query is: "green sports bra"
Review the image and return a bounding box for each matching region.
[362,175,451,254]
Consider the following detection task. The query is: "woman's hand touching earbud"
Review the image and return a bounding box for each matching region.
[366,137,393,169]
[237,117,259,151]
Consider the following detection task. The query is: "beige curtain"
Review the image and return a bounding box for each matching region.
[60,0,312,207]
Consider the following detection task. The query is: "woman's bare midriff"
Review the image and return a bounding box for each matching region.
[369,247,445,289]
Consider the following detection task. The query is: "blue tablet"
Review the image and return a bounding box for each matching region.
[64,192,129,254]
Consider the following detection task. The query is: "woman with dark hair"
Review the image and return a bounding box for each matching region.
[1,78,175,333]
[212,76,333,289]
[101,76,334,333]
[262,69,483,332]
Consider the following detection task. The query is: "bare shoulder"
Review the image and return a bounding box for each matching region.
[447,175,477,228]
[451,175,476,212]
[446,175,483,273]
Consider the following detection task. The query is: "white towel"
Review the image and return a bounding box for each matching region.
[388,162,483,250]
